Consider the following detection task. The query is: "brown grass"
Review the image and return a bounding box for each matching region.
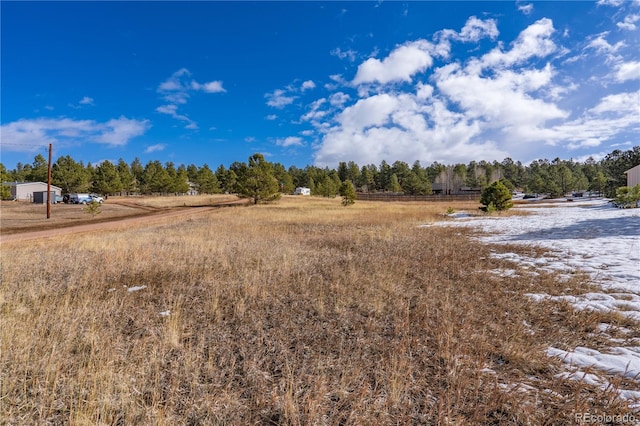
[1,197,636,424]
[0,201,145,234]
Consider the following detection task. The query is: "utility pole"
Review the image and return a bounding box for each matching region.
[47,143,52,219]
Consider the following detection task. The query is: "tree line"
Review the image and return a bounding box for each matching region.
[1,146,638,200]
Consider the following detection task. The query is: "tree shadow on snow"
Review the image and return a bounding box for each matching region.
[509,215,640,241]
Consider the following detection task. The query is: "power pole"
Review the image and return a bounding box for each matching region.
[47,143,52,219]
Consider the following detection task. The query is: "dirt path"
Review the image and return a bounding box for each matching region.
[1,199,250,244]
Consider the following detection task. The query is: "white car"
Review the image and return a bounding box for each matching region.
[89,195,104,203]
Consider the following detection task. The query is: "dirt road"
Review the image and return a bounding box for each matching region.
[1,199,250,244]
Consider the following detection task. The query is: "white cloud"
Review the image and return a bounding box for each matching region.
[329,92,350,108]
[590,91,640,115]
[265,89,296,108]
[310,18,639,167]
[301,98,329,122]
[156,104,178,115]
[79,96,94,105]
[435,62,565,129]
[480,18,557,69]
[68,96,95,109]
[191,80,226,93]
[266,114,278,120]
[517,3,534,15]
[276,136,304,147]
[155,104,197,129]
[615,61,640,82]
[330,47,357,62]
[1,116,150,151]
[352,40,435,85]
[301,80,316,91]
[617,14,640,31]
[94,116,151,146]
[457,16,499,42]
[324,74,348,91]
[597,0,624,6]
[156,69,225,127]
[158,68,191,98]
[145,144,166,153]
[586,32,625,54]
[415,82,434,100]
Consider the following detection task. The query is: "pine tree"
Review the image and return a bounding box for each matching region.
[480,181,513,212]
[238,154,280,204]
[339,180,356,206]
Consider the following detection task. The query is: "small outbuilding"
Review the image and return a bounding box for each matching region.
[3,182,62,202]
[624,164,640,188]
[294,187,311,196]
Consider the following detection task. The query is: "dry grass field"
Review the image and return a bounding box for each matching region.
[0,201,145,235]
[1,196,635,424]
[0,195,243,236]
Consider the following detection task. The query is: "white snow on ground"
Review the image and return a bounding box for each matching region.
[430,199,640,407]
[126,285,147,293]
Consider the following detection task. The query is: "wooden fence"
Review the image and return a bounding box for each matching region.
[355,193,480,202]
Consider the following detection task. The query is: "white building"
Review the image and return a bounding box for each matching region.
[3,182,62,202]
[624,164,640,188]
[294,187,311,196]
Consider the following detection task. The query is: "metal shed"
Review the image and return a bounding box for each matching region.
[33,191,58,204]
[3,182,62,202]
[625,164,640,188]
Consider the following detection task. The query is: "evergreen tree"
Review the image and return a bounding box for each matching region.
[601,147,640,196]
[130,157,144,192]
[339,180,356,206]
[273,163,295,193]
[480,181,513,211]
[142,160,171,193]
[116,158,135,195]
[175,165,191,194]
[358,165,375,192]
[28,154,49,182]
[387,173,402,192]
[238,154,280,204]
[52,155,90,193]
[92,160,122,195]
[187,164,199,183]
[0,164,12,199]
[196,164,220,194]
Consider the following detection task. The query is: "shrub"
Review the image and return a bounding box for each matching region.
[614,184,640,208]
[83,200,102,218]
[480,181,513,212]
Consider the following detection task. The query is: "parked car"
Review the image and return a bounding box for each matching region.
[89,194,104,203]
[68,193,92,204]
[54,195,64,204]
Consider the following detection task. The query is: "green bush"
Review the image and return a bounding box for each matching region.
[614,184,640,208]
[480,181,513,212]
[83,200,102,218]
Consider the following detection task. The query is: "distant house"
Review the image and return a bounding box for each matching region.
[294,187,311,196]
[186,181,198,196]
[625,164,640,188]
[2,182,62,202]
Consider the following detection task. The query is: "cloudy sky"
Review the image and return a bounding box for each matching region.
[2,1,638,169]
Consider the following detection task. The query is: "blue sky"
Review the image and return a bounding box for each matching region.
[1,1,638,169]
